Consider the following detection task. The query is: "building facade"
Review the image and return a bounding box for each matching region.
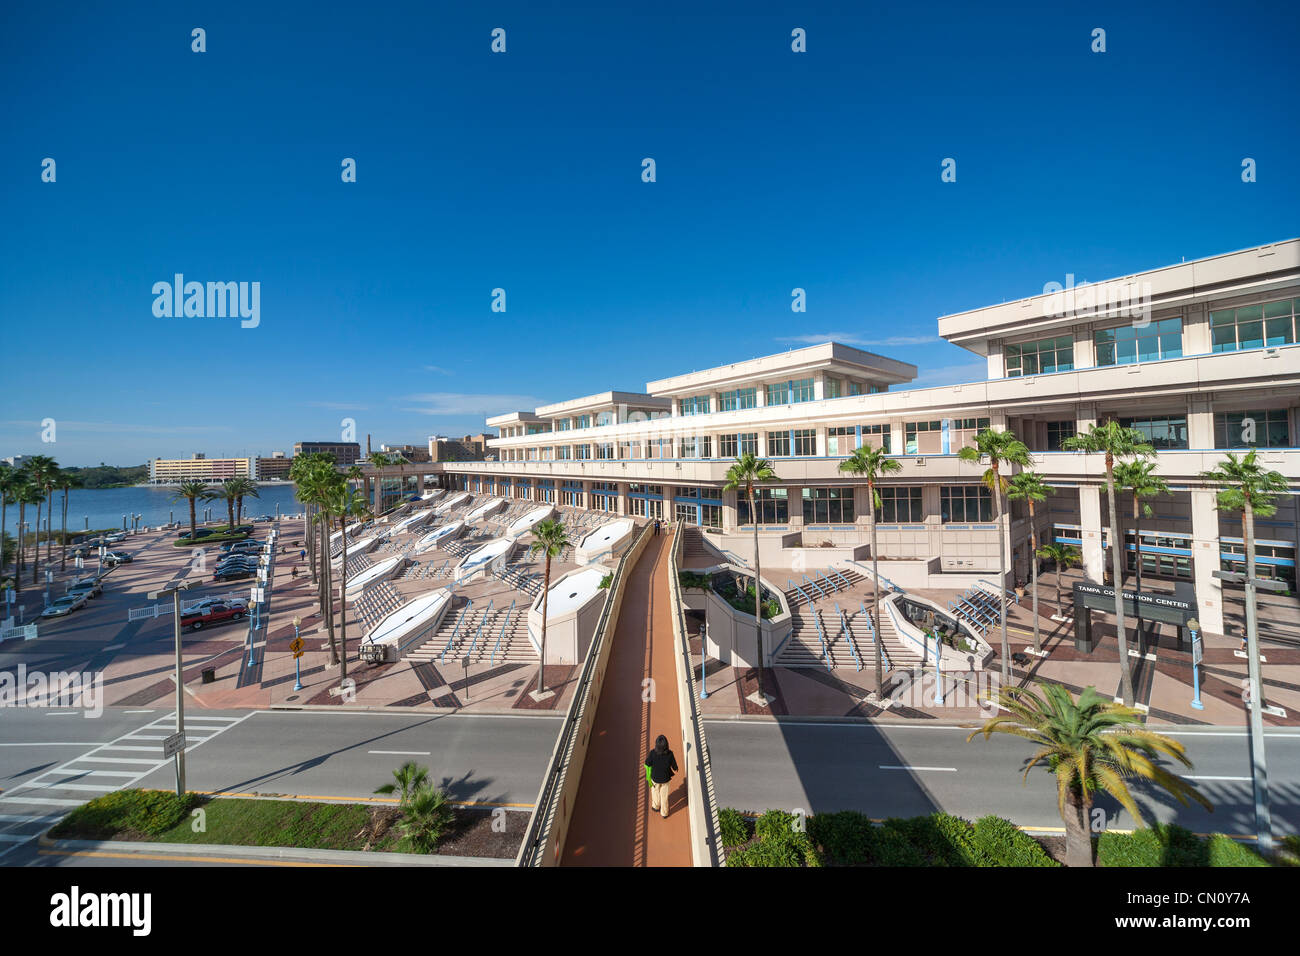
[149,454,254,484]
[436,240,1300,635]
[255,453,293,481]
[293,441,361,466]
[428,433,498,462]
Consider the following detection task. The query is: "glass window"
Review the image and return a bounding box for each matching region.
[1006,334,1074,376]
[1215,410,1290,449]
[737,487,788,525]
[718,388,756,411]
[904,420,942,455]
[680,395,711,416]
[802,487,855,524]
[1046,420,1076,451]
[1210,298,1297,353]
[766,382,790,405]
[739,433,758,456]
[827,426,854,457]
[941,486,993,522]
[767,431,790,456]
[1095,318,1182,366]
[791,378,814,403]
[826,378,842,399]
[792,429,816,456]
[876,486,923,523]
[862,424,891,454]
[719,434,738,458]
[1118,415,1189,450]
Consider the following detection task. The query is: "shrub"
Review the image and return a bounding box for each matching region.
[970,815,1058,867]
[883,813,976,867]
[718,807,751,848]
[1097,824,1238,867]
[51,788,204,839]
[726,830,821,867]
[808,810,874,865]
[869,823,930,866]
[754,809,798,843]
[1205,834,1269,867]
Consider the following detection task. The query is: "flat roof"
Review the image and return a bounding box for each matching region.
[938,238,1300,355]
[535,390,671,417]
[645,342,917,396]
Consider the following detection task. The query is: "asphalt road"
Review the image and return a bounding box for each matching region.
[705,718,1300,836]
[0,707,563,866]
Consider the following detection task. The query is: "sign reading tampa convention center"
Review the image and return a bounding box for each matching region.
[1071,581,1196,626]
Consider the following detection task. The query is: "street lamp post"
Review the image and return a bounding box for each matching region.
[699,623,708,700]
[933,630,945,706]
[1188,618,1204,711]
[148,581,193,796]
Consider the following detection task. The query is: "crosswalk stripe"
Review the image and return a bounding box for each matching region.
[67,756,161,765]
[0,797,84,807]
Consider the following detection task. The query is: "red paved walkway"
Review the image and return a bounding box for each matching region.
[561,531,692,866]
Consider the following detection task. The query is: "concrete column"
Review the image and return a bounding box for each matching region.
[788,485,804,529]
[890,421,906,456]
[1188,397,1215,449]
[1079,485,1104,583]
[1183,302,1211,355]
[617,481,629,516]
[1074,326,1096,369]
[987,342,1004,380]
[813,372,826,401]
[1077,403,1098,433]
[1190,489,1225,635]
[722,489,739,532]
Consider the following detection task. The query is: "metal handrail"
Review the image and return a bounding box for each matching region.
[490,600,516,665]
[829,565,853,590]
[835,602,861,671]
[818,569,839,595]
[787,579,814,609]
[978,578,1019,603]
[468,599,494,657]
[810,607,832,670]
[803,574,827,600]
[848,559,902,593]
[859,601,891,670]
[439,598,473,664]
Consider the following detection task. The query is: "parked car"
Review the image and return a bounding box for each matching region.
[177,529,217,540]
[104,532,127,543]
[183,597,248,615]
[67,579,103,599]
[180,601,247,631]
[212,566,256,582]
[103,551,133,565]
[41,594,86,618]
[256,515,274,522]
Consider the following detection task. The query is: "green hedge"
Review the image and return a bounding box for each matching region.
[719,807,751,848]
[1097,824,1268,867]
[969,814,1058,867]
[50,789,204,839]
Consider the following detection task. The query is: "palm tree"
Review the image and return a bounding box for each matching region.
[12,479,43,595]
[957,428,1031,680]
[171,481,215,542]
[838,444,902,691]
[1200,449,1289,712]
[1115,460,1170,656]
[527,518,570,698]
[296,460,343,666]
[23,456,59,585]
[1062,422,1154,707]
[326,482,372,680]
[214,478,241,532]
[232,476,260,527]
[0,465,19,576]
[55,471,82,572]
[1007,471,1053,657]
[723,453,779,702]
[1037,541,1081,619]
[374,759,431,803]
[968,683,1211,867]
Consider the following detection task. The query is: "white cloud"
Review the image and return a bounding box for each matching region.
[422,365,453,375]
[302,401,371,411]
[777,332,939,348]
[400,392,544,417]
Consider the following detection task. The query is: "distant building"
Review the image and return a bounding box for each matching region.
[149,454,253,484]
[255,452,293,481]
[428,433,497,462]
[379,443,432,463]
[293,441,361,466]
[1,455,31,468]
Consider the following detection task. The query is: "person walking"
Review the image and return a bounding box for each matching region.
[653,518,660,536]
[644,734,678,819]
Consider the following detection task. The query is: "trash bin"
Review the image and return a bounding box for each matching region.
[201,668,216,684]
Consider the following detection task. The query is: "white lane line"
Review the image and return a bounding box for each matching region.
[0,834,35,843]
[1186,775,1252,782]
[0,743,99,747]
[21,783,113,793]
[0,797,84,807]
[0,813,62,825]
[368,750,432,756]
[879,765,958,772]
[42,711,79,716]
[66,756,160,765]
[123,709,155,714]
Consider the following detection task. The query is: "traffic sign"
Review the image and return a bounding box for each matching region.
[289,637,304,654]
[1192,635,1204,666]
[162,731,186,759]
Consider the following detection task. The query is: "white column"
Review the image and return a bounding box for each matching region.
[987,342,1004,380]
[1190,489,1225,635]
[1079,485,1104,583]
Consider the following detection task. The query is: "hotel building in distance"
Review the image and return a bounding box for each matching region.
[436,240,1300,637]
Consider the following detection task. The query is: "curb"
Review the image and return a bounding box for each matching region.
[36,832,513,866]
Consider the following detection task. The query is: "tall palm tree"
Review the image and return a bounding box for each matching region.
[295,458,343,664]
[838,444,902,691]
[326,482,372,680]
[969,683,1211,867]
[723,453,779,702]
[171,481,215,542]
[1115,460,1170,655]
[13,479,43,595]
[1007,471,1053,657]
[0,465,19,576]
[1200,449,1289,711]
[528,518,570,697]
[1062,422,1154,706]
[957,428,1031,679]
[56,471,82,572]
[214,478,241,532]
[23,456,59,585]
[232,476,260,527]
[1037,541,1081,620]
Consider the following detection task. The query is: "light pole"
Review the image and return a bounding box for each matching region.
[148,581,193,796]
[699,622,708,700]
[933,630,945,706]
[293,615,303,690]
[1188,618,1204,711]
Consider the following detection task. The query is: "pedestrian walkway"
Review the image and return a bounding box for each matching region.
[561,531,692,866]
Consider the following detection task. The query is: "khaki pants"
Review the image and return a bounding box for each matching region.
[650,781,669,817]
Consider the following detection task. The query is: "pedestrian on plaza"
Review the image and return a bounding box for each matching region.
[291,565,299,579]
[644,734,678,819]
[653,518,660,536]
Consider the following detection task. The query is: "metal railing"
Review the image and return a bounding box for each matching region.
[835,602,861,671]
[467,599,494,657]
[439,599,473,664]
[849,559,902,594]
[489,600,516,665]
[518,520,654,867]
[803,574,827,600]
[859,601,891,670]
[810,607,832,670]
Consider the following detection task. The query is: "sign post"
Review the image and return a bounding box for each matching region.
[1188,618,1204,711]
[148,581,192,796]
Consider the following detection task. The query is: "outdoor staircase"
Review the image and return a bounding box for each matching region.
[874,606,923,668]
[403,602,535,665]
[681,526,725,567]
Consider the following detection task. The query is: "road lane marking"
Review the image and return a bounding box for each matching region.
[878,765,957,772]
[368,750,431,756]
[1186,775,1252,781]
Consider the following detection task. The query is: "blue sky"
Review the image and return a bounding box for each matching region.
[2,0,1297,466]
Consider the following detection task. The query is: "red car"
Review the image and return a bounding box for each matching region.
[180,601,247,631]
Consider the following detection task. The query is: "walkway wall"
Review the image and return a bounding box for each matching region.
[516,521,654,866]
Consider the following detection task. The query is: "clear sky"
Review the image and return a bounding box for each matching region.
[2,1,1297,466]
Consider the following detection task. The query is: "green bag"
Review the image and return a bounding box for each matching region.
[645,765,653,787]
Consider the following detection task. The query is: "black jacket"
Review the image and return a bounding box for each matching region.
[645,748,679,784]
